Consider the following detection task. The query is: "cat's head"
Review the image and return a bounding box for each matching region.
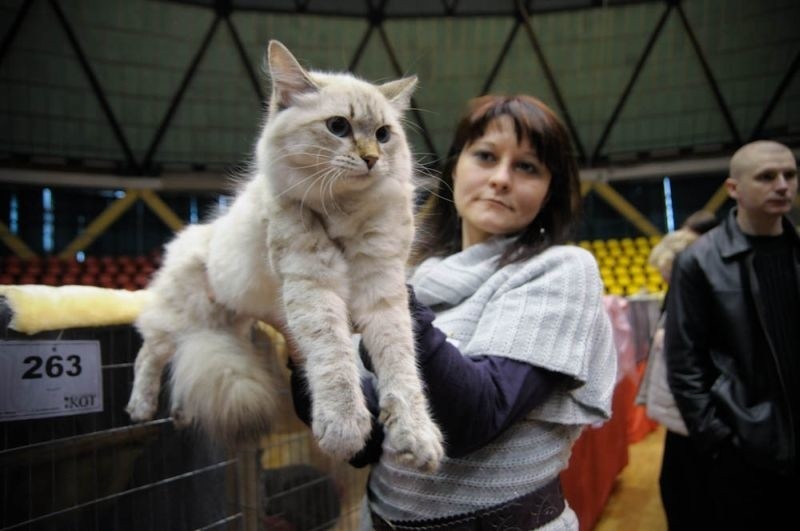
[256,40,417,204]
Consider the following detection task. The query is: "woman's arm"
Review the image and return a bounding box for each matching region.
[408,287,564,457]
[288,290,563,466]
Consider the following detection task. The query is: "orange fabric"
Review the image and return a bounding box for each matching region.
[560,363,660,531]
[626,361,660,444]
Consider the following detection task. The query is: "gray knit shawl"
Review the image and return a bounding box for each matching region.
[367,238,617,525]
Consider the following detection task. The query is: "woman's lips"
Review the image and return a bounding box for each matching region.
[482,198,511,210]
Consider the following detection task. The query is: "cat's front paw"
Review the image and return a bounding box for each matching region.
[312,400,372,461]
[381,395,444,472]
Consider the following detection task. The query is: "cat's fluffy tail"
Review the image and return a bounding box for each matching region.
[169,329,279,446]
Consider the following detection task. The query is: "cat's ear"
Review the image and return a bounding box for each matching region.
[378,76,418,112]
[267,40,318,112]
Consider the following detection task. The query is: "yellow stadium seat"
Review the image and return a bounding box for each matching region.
[625,284,643,296]
[647,283,664,294]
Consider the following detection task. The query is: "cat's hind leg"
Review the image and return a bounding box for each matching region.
[126,331,173,422]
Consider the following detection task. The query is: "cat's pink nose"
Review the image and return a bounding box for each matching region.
[362,155,377,170]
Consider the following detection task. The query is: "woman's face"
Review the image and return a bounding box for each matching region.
[453,115,552,249]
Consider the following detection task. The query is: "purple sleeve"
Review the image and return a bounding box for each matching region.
[409,292,562,457]
[288,290,563,466]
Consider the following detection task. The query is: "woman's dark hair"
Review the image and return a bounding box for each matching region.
[411,94,582,267]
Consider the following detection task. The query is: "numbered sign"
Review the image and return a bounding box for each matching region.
[0,340,104,421]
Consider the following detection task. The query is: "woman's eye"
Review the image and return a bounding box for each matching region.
[474,150,495,162]
[517,161,537,174]
[326,116,351,137]
[375,126,391,143]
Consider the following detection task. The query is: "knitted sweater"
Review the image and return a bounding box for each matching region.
[368,237,617,523]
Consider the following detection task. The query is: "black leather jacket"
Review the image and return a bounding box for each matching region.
[664,208,800,474]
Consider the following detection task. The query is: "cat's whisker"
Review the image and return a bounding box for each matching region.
[272,163,343,200]
[400,118,426,137]
[413,171,455,205]
[262,144,338,168]
[412,161,441,178]
[264,153,329,170]
[318,169,336,218]
[299,167,333,216]
[326,169,346,215]
[272,173,317,200]
[406,106,437,116]
[323,167,347,217]
[284,143,341,158]
[420,189,455,205]
[421,177,454,196]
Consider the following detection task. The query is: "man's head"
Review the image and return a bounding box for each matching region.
[725,140,797,235]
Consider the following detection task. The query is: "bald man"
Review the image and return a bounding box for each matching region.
[664,140,799,529]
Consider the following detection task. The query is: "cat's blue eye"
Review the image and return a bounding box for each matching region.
[326,116,351,137]
[376,126,391,143]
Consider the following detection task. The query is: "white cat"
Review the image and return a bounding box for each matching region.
[125,40,443,471]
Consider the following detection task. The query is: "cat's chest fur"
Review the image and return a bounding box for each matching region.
[320,179,414,258]
[203,174,412,324]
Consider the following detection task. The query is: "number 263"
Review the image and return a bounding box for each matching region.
[22,355,82,379]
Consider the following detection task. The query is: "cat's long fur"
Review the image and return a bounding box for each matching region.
[125,40,443,471]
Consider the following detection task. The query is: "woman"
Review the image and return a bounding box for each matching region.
[638,209,718,531]
[291,95,617,529]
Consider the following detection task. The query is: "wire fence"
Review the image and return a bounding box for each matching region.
[1,322,367,531]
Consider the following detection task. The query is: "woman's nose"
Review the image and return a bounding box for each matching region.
[489,164,512,190]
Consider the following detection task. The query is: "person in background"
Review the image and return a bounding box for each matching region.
[637,209,718,530]
[664,140,799,529]
[290,94,617,530]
